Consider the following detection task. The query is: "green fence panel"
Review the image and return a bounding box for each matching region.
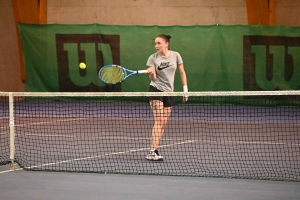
[18,24,300,92]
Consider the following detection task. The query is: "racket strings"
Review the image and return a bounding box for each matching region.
[100,66,125,84]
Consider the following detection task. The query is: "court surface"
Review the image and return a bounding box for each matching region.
[1,164,300,200]
[1,94,300,199]
[1,100,299,180]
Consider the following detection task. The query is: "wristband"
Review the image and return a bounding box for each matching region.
[183,85,188,97]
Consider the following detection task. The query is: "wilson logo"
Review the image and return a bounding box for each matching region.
[56,34,121,92]
[243,36,300,91]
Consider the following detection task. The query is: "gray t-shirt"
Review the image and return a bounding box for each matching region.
[146,51,183,92]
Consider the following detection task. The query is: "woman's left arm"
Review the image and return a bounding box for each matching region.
[178,63,187,86]
[178,63,188,102]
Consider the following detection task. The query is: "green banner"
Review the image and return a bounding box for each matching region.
[18,23,300,92]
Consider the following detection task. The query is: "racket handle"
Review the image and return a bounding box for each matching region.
[137,70,148,74]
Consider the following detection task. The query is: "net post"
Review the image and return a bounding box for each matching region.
[9,92,15,169]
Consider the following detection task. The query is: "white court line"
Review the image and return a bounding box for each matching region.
[3,128,300,147]
[0,117,89,129]
[1,137,299,173]
[20,134,178,141]
[15,117,88,127]
[13,132,300,146]
[1,117,299,172]
[1,140,197,173]
[0,140,196,173]
[0,168,23,174]
[196,139,300,146]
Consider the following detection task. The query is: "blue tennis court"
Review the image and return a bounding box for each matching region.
[0,92,300,199]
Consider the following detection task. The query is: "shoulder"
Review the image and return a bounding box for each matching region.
[170,50,181,57]
[147,52,160,66]
[170,50,183,60]
[169,51,183,65]
[148,52,160,59]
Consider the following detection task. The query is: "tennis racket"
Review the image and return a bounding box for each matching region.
[99,64,148,84]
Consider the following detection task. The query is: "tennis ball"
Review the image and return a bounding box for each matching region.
[79,62,86,69]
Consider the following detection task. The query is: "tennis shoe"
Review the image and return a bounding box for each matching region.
[146,149,163,161]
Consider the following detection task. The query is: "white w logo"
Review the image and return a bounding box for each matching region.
[64,43,113,87]
[251,45,300,90]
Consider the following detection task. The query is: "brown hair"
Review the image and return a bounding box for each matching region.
[156,34,171,43]
[156,34,171,49]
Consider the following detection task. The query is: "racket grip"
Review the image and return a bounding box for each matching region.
[137,70,148,74]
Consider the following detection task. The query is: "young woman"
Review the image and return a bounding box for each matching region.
[146,34,188,161]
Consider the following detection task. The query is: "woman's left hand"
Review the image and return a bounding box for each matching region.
[183,96,188,103]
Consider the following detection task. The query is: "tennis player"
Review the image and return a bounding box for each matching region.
[146,34,188,161]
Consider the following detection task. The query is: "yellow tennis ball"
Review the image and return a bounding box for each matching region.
[79,62,86,69]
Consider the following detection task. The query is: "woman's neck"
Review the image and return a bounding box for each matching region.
[159,50,170,57]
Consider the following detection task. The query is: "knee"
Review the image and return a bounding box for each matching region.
[155,118,168,128]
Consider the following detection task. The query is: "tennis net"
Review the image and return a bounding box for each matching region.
[0,91,299,181]
[0,95,9,165]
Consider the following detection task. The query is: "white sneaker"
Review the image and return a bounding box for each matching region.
[146,150,163,161]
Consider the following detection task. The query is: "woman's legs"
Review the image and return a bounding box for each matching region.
[149,100,172,150]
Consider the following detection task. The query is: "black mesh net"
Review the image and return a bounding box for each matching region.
[0,92,299,181]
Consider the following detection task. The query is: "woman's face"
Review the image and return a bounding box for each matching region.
[154,37,169,53]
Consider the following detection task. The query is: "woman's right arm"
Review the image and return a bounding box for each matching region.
[147,66,156,82]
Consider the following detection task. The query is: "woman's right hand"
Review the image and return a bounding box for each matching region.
[146,66,156,82]
[146,68,154,75]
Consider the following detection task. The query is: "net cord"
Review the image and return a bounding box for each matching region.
[1,91,300,97]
